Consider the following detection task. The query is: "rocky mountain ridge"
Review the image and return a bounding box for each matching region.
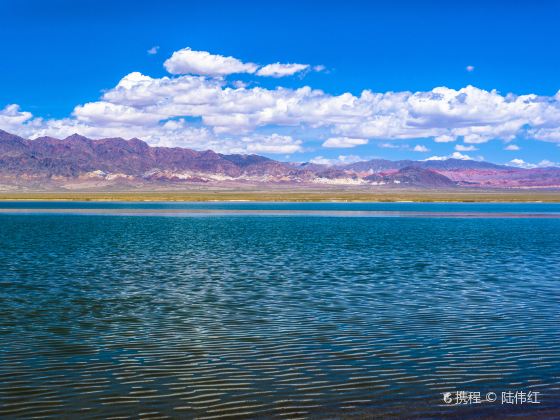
[1,129,559,190]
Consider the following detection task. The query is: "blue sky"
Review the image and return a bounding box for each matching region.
[1,0,560,166]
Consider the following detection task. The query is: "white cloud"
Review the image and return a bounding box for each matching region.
[309,155,362,165]
[508,158,534,169]
[147,46,159,55]
[322,137,368,148]
[5,47,560,156]
[238,134,302,154]
[256,63,309,78]
[528,128,560,143]
[451,152,474,160]
[455,144,477,151]
[67,73,560,144]
[504,144,520,151]
[0,104,33,132]
[425,151,475,161]
[309,156,332,165]
[378,142,399,149]
[466,65,475,72]
[73,101,163,126]
[537,160,558,168]
[164,47,258,76]
[377,143,428,152]
[434,134,456,143]
[508,158,559,169]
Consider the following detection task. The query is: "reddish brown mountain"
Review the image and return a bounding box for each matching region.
[1,130,559,189]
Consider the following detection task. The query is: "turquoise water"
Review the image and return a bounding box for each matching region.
[0,202,559,418]
[1,200,560,213]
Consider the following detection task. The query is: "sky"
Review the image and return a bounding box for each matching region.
[1,0,560,167]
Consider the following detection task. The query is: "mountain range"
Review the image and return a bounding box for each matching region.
[1,129,559,190]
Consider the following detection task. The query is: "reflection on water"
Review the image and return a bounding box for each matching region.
[0,206,559,418]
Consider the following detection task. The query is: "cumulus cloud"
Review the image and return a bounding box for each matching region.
[434,134,456,143]
[425,152,475,161]
[0,104,34,132]
[378,143,427,152]
[322,137,368,148]
[452,152,475,160]
[238,134,302,154]
[147,46,159,55]
[4,47,560,156]
[504,144,520,151]
[466,65,475,72]
[256,63,309,77]
[509,158,531,168]
[164,48,258,76]
[455,144,477,151]
[413,145,429,152]
[508,158,559,169]
[528,128,560,143]
[537,160,559,168]
[309,155,362,165]
[73,101,164,126]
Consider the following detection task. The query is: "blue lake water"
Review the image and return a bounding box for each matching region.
[0,202,559,418]
[1,200,560,213]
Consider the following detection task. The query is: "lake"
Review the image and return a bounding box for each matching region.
[0,202,559,418]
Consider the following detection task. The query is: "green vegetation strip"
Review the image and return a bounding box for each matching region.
[1,190,559,202]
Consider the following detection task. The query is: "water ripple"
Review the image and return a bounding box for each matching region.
[0,211,559,418]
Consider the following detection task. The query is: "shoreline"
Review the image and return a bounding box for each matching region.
[1,208,560,218]
[1,190,560,203]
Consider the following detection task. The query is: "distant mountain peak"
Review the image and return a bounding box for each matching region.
[0,129,558,189]
[63,133,91,142]
[0,129,25,141]
[365,166,457,188]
